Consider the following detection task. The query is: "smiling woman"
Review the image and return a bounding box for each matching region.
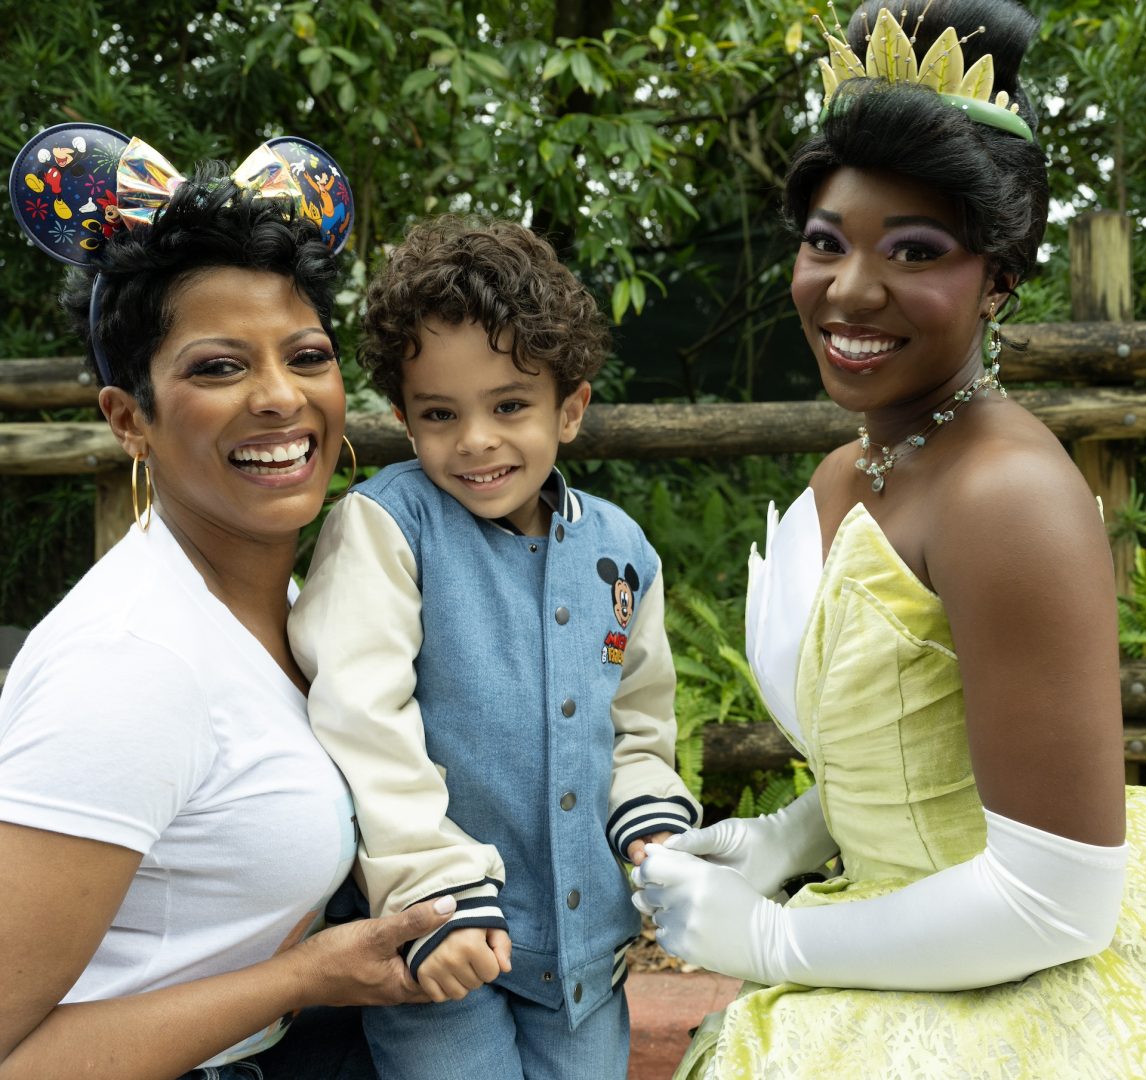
[628,2,1146,1078]
[0,139,455,1080]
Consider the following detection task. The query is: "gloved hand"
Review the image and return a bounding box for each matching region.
[631,844,790,985]
[662,787,837,898]
[635,810,1128,993]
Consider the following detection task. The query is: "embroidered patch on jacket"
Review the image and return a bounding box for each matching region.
[597,558,640,665]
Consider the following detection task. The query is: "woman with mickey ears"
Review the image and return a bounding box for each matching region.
[632,2,1146,1076]
[0,132,454,1080]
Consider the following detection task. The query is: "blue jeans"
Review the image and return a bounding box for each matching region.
[178,1005,374,1080]
[363,982,630,1080]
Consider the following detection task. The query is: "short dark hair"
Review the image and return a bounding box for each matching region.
[785,0,1048,287]
[360,215,611,411]
[60,160,341,421]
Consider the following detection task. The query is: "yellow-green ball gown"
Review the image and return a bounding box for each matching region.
[675,496,1146,1080]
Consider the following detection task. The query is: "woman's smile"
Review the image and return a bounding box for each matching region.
[229,432,319,481]
[821,325,907,375]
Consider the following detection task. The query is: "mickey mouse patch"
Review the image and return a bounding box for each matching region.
[597,558,639,665]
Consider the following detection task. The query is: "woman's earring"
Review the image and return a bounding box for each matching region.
[984,302,1002,368]
[131,453,153,532]
[980,302,1008,399]
[324,435,358,503]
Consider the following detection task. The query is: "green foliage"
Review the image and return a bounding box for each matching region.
[1117,546,1146,660]
[1025,0,1146,314]
[733,760,813,818]
[665,583,766,803]
[0,475,94,628]
[570,453,817,601]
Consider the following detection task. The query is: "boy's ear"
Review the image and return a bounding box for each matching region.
[99,386,149,461]
[558,380,592,444]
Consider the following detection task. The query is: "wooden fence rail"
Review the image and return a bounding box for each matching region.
[2,385,1145,476]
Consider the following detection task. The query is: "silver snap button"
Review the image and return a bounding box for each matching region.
[555,606,570,624]
[555,524,565,542]
[561,698,576,717]
[573,983,583,1003]
[567,889,581,909]
[559,791,576,811]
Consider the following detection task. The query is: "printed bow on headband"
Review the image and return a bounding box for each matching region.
[8,122,355,266]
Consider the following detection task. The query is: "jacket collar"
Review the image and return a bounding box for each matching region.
[491,467,581,535]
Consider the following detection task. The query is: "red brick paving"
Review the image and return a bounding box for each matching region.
[626,971,740,1080]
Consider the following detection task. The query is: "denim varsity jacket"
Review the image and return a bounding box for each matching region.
[290,462,700,1027]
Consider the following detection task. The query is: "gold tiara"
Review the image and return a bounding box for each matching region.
[813,2,1035,141]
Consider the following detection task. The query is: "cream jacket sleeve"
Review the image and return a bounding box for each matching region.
[288,494,506,972]
[606,561,702,858]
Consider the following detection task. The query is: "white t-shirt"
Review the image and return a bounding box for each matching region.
[0,516,356,1067]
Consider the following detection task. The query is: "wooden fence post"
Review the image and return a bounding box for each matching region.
[94,467,134,560]
[1069,211,1139,783]
[1069,211,1135,596]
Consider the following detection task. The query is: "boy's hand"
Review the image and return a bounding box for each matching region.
[416,926,512,1003]
[627,831,673,867]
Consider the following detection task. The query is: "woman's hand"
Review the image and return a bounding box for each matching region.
[662,787,837,898]
[285,894,459,1008]
[632,844,787,984]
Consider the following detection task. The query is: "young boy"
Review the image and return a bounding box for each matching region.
[289,217,700,1080]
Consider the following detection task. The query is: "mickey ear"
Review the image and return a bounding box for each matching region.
[9,122,131,267]
[265,135,355,254]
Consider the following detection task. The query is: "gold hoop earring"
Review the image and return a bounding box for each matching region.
[324,434,358,503]
[131,454,153,532]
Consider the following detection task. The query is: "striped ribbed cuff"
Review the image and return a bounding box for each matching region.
[608,794,699,861]
[612,934,638,989]
[403,876,506,979]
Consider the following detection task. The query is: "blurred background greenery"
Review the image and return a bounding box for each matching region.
[1,0,1142,809]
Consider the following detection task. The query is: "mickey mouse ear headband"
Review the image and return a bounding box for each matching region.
[8,123,355,383]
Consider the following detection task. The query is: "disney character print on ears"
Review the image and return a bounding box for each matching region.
[598,558,641,666]
[9,123,131,265]
[9,123,355,267]
[267,136,354,252]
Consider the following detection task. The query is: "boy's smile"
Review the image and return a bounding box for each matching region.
[397,318,590,536]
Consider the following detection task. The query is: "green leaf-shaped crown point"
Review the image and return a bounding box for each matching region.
[811,5,1033,141]
[866,7,917,83]
[917,26,962,91]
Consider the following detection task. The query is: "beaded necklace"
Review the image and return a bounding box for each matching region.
[855,362,1005,492]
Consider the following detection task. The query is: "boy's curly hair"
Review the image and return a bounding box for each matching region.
[360,216,611,410]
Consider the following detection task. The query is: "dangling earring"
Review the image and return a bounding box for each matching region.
[983,301,1003,367]
[324,435,358,503]
[981,302,1007,398]
[131,453,153,532]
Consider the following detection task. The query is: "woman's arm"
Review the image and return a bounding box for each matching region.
[632,437,1127,989]
[0,823,451,1080]
[930,442,1125,844]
